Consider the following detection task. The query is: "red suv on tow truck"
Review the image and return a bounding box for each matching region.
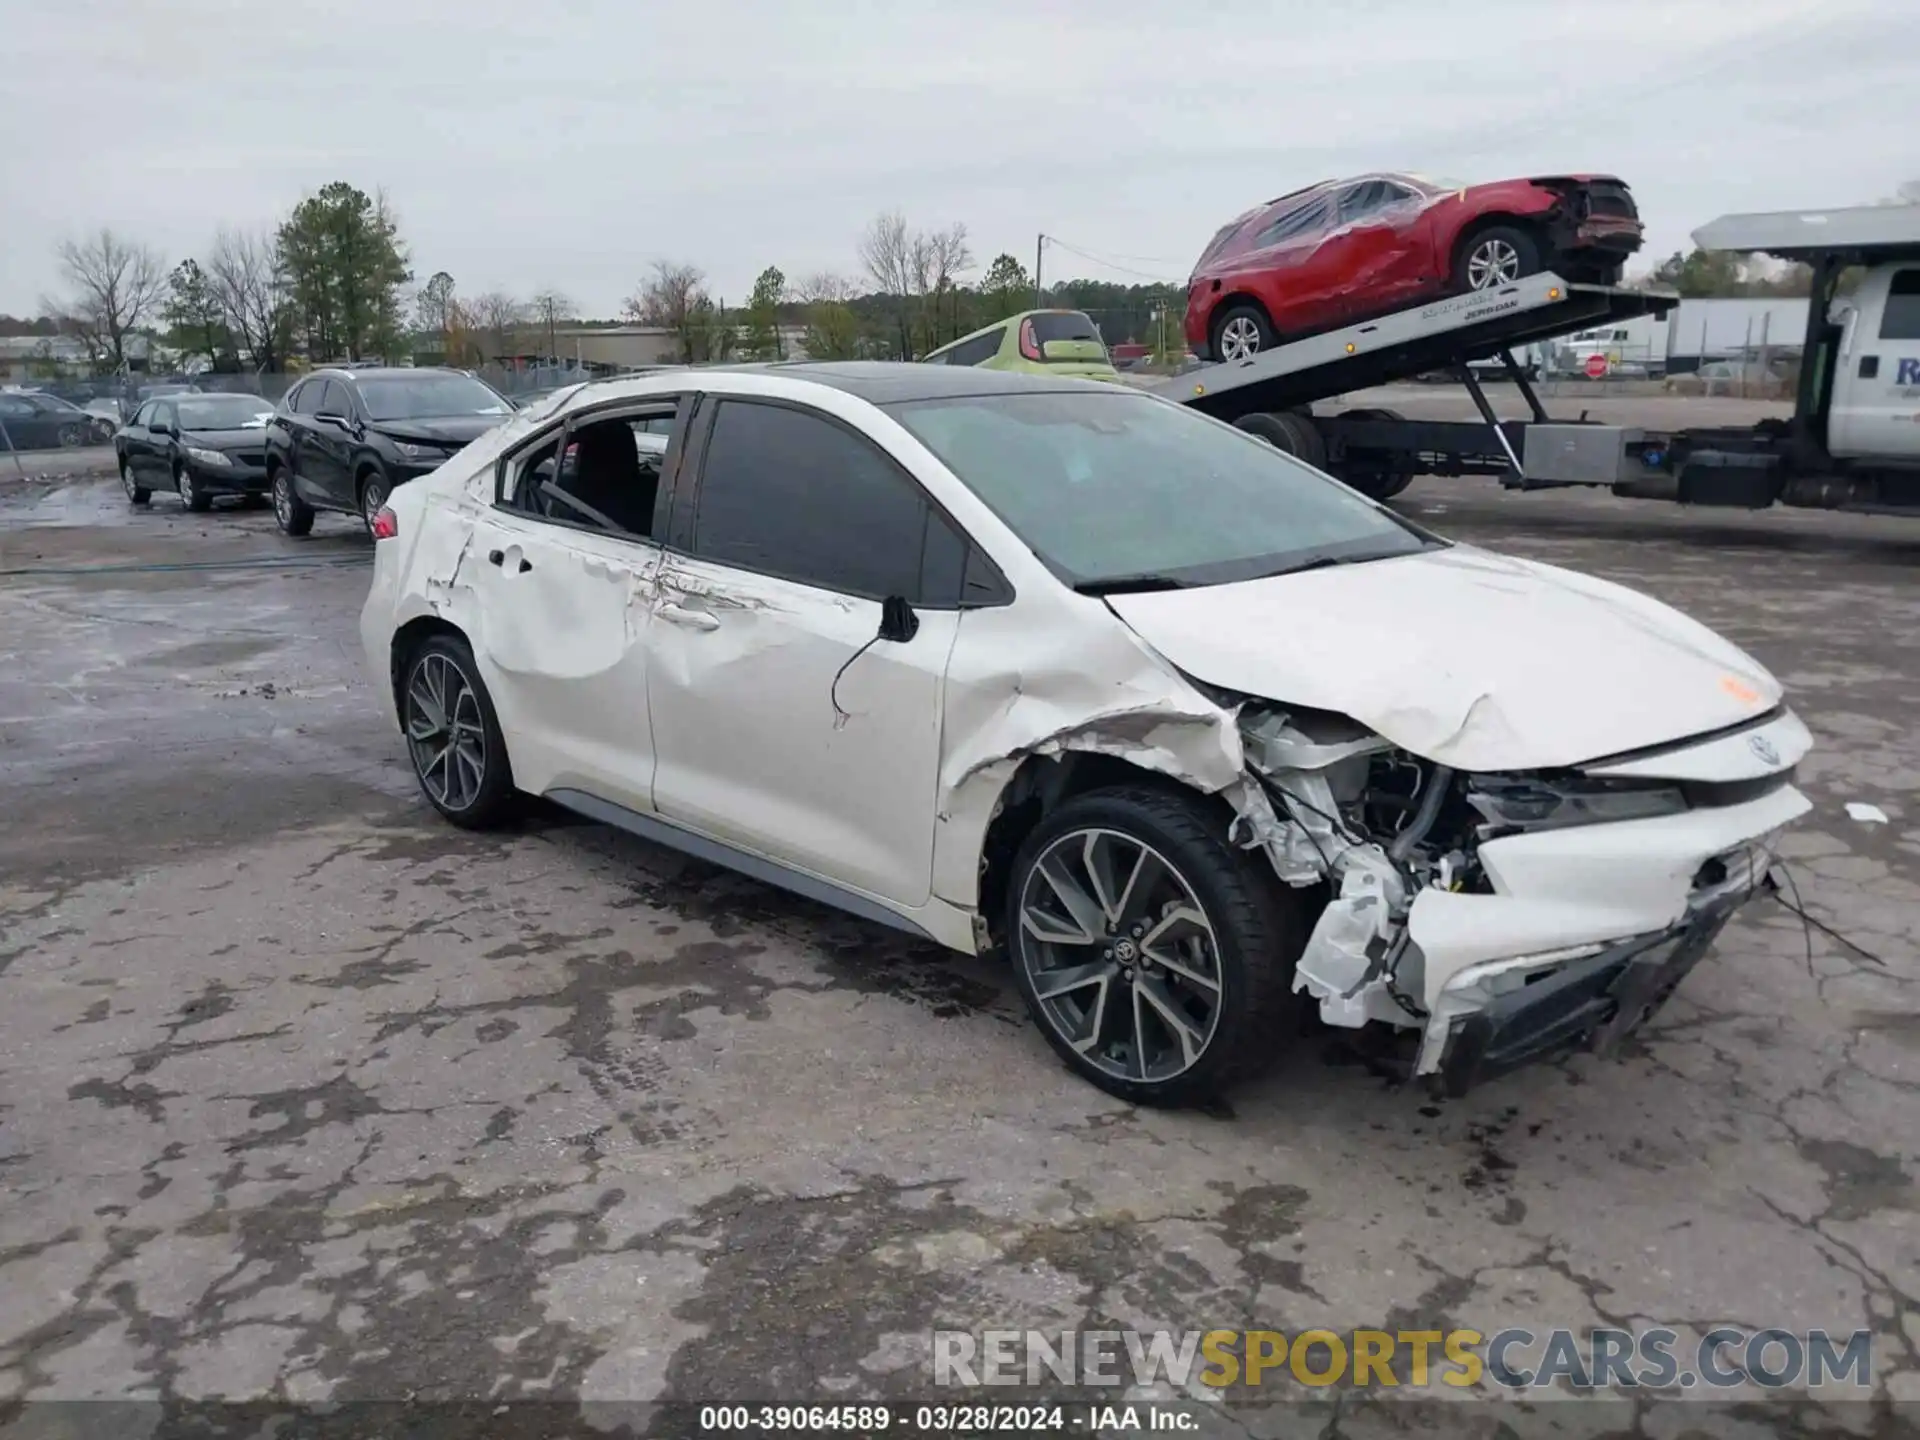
[1185,171,1643,361]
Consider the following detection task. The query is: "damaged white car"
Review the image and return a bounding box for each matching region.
[360,363,1811,1104]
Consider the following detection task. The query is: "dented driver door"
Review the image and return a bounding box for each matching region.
[645,397,962,909]
[461,505,663,812]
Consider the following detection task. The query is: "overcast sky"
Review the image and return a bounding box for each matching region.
[5,0,1915,319]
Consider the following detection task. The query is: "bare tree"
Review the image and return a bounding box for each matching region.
[795,272,863,361]
[857,211,917,357]
[204,228,291,371]
[625,261,725,362]
[919,222,973,351]
[465,291,526,363]
[46,229,166,371]
[795,271,858,305]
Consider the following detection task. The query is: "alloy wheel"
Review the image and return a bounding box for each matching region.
[405,651,487,812]
[120,460,138,499]
[58,423,82,448]
[1218,316,1263,361]
[1016,827,1224,1085]
[273,474,293,527]
[361,476,389,531]
[176,468,196,508]
[1466,238,1521,289]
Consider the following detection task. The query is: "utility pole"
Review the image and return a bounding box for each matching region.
[1034,234,1045,308]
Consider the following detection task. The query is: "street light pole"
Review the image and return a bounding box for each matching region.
[1034,234,1044,308]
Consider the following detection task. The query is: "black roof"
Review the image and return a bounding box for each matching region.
[711,360,1131,405]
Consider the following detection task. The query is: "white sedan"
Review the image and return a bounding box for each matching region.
[360,363,1811,1105]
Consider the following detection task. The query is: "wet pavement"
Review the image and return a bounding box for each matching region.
[1,470,1915,1433]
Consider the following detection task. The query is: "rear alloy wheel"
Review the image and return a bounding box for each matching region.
[175,463,212,513]
[271,468,314,537]
[119,457,150,506]
[1210,302,1274,363]
[359,470,391,536]
[401,636,517,829]
[1007,786,1303,1107]
[1456,226,1541,292]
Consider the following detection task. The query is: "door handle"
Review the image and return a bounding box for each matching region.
[658,603,719,631]
[486,549,532,573]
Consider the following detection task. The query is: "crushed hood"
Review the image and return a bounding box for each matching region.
[1103,545,1780,772]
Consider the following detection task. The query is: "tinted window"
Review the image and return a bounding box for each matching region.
[1029,313,1101,345]
[156,403,178,431]
[506,412,670,537]
[130,401,155,427]
[1881,269,1920,341]
[886,389,1434,591]
[287,382,318,415]
[692,400,937,600]
[940,330,1004,367]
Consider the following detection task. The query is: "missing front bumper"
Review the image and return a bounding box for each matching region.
[1430,897,1744,1096]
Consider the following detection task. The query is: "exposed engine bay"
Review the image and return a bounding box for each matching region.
[1225,702,1811,1088]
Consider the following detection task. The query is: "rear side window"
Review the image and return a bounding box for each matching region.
[1881,269,1920,341]
[939,330,1004,367]
[1255,193,1335,248]
[690,399,971,605]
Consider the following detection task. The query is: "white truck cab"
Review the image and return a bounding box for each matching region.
[1827,263,1920,461]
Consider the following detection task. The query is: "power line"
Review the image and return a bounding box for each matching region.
[1040,235,1184,286]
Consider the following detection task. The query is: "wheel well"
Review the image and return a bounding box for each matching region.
[388,616,468,720]
[975,753,1240,956]
[1211,293,1272,333]
[355,461,385,498]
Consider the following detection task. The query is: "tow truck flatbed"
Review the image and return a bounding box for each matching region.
[1148,272,1678,421]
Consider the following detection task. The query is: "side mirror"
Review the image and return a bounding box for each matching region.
[149,421,171,436]
[878,595,920,644]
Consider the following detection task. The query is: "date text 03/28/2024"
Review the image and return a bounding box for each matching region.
[698,1405,1187,1432]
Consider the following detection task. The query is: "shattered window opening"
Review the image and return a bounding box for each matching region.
[499,406,676,540]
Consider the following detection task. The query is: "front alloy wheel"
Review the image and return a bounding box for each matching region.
[360,472,390,534]
[1018,828,1225,1086]
[1217,314,1264,361]
[272,469,314,536]
[175,465,211,513]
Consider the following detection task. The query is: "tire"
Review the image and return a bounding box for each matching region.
[1234,410,1326,469]
[358,467,391,536]
[1005,784,1306,1107]
[119,457,151,506]
[1208,301,1274,363]
[1334,407,1416,499]
[398,634,518,830]
[56,423,83,448]
[270,465,314,537]
[1453,225,1541,292]
[175,462,212,513]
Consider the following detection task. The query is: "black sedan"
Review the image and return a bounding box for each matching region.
[0,390,116,450]
[264,367,513,536]
[115,393,278,512]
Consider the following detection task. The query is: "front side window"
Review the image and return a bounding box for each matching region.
[357,373,511,422]
[130,401,155,427]
[886,389,1437,592]
[286,383,317,415]
[1881,268,1920,341]
[690,400,950,602]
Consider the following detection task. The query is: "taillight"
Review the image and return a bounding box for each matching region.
[1018,318,1042,362]
[371,505,399,540]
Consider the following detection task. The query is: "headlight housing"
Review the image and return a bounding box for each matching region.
[1465,775,1687,834]
[394,440,444,461]
[184,446,232,467]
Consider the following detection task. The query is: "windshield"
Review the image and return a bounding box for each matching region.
[33,395,82,412]
[357,374,510,422]
[176,395,274,429]
[886,389,1437,590]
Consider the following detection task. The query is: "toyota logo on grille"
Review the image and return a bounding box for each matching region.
[1748,734,1781,767]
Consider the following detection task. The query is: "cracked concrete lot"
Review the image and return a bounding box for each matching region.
[0,470,1915,1436]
